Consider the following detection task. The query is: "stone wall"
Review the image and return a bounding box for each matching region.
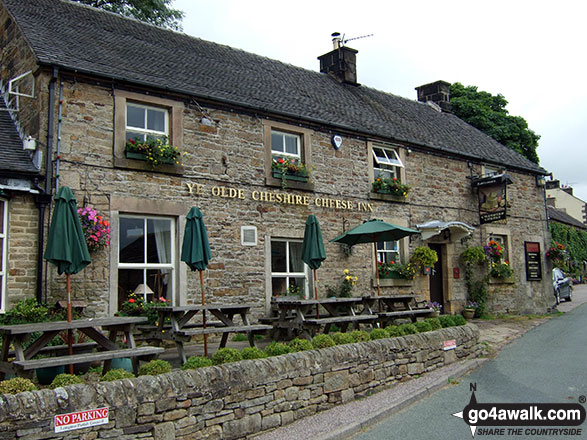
[0,325,479,439]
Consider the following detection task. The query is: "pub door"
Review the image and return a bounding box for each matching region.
[428,244,444,307]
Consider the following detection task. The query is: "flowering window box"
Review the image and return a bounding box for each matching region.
[271,170,309,182]
[125,150,175,165]
[125,137,180,168]
[369,192,408,203]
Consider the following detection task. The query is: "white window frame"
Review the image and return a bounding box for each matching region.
[126,102,169,142]
[117,214,176,304]
[270,238,309,298]
[0,199,7,313]
[372,145,404,181]
[377,240,400,263]
[271,129,301,160]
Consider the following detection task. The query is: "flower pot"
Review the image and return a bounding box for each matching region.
[462,308,475,321]
[36,365,65,385]
[431,310,440,318]
[125,150,175,165]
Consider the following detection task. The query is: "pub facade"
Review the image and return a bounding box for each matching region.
[0,0,553,318]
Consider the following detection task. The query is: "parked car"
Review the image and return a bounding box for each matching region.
[553,268,573,304]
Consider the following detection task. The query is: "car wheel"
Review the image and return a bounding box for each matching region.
[567,291,572,302]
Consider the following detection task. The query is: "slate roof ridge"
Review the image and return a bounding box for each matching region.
[2,0,547,176]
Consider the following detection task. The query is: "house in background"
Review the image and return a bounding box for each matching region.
[546,179,587,226]
[0,0,553,317]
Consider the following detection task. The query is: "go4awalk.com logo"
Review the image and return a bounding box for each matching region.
[452,384,586,437]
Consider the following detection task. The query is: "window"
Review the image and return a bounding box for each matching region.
[377,240,400,263]
[117,215,175,308]
[372,145,404,180]
[114,89,183,171]
[126,102,168,143]
[271,239,309,298]
[489,234,509,261]
[0,199,6,312]
[271,130,301,159]
[263,120,313,190]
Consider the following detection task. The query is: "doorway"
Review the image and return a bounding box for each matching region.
[428,244,444,308]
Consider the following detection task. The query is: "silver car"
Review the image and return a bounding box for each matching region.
[553,268,572,305]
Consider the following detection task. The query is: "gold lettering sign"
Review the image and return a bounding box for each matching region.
[186,183,373,212]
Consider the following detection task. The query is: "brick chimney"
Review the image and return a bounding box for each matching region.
[318,32,358,85]
[415,80,452,112]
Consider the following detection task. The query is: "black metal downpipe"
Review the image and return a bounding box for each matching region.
[35,66,58,304]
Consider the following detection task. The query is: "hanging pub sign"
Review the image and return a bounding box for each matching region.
[472,173,512,224]
[524,241,542,281]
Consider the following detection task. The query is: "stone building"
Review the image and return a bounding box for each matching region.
[0,0,552,318]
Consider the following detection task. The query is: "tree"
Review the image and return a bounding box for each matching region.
[71,0,184,30]
[450,82,541,164]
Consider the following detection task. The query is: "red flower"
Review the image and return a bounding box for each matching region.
[128,298,135,303]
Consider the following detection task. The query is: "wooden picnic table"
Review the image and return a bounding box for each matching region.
[269,296,378,339]
[0,316,164,379]
[144,304,272,364]
[372,294,435,326]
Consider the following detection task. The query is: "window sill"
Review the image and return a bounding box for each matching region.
[265,175,314,191]
[114,157,184,175]
[372,277,414,287]
[369,192,408,203]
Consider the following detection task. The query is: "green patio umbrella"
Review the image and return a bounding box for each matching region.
[180,207,212,356]
[43,186,91,373]
[331,219,419,296]
[301,215,326,317]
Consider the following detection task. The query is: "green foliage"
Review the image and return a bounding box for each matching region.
[72,0,184,30]
[386,325,405,337]
[264,342,293,357]
[398,323,418,335]
[211,348,242,365]
[414,321,432,333]
[450,82,540,164]
[378,261,417,280]
[287,338,314,352]
[461,247,486,265]
[181,356,214,370]
[490,262,514,279]
[350,330,371,342]
[311,334,335,349]
[369,328,390,340]
[0,377,37,394]
[138,359,172,376]
[50,373,82,389]
[550,222,587,275]
[453,315,467,326]
[371,177,410,198]
[331,332,354,345]
[439,315,457,328]
[101,368,135,381]
[116,294,168,325]
[241,347,267,360]
[425,318,442,331]
[411,246,438,268]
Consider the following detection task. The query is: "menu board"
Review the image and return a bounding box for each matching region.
[524,242,542,281]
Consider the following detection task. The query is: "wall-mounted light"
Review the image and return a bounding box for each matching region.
[535,175,546,187]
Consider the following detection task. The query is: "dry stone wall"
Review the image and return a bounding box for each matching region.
[0,325,479,439]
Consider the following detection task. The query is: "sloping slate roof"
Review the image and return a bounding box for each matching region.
[547,206,587,230]
[0,95,38,175]
[3,0,545,174]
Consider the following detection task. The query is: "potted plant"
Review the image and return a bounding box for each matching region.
[490,261,514,280]
[371,177,410,198]
[463,301,478,320]
[78,205,110,253]
[271,156,310,189]
[426,301,441,317]
[410,246,438,274]
[378,261,416,280]
[125,136,181,168]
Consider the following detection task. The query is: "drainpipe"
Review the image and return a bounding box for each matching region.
[35,66,58,304]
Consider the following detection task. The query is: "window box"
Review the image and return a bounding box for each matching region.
[125,150,175,165]
[271,170,309,182]
[489,276,515,284]
[369,192,408,203]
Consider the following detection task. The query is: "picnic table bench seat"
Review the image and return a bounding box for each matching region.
[303,315,378,325]
[7,341,98,359]
[12,346,164,371]
[176,324,272,337]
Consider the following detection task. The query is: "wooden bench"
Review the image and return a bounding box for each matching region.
[176,324,272,337]
[303,314,378,333]
[378,308,435,325]
[7,342,98,359]
[12,346,164,374]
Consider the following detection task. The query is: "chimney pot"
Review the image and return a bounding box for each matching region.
[415,80,452,113]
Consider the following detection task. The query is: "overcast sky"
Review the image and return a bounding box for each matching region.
[173,0,587,202]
